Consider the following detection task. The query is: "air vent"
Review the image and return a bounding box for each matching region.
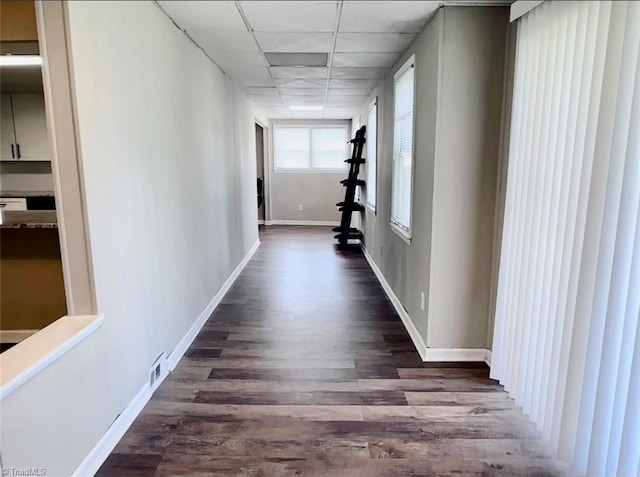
[264,52,328,67]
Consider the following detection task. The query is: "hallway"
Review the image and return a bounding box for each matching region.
[97,227,563,477]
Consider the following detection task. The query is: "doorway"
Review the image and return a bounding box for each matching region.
[255,123,265,227]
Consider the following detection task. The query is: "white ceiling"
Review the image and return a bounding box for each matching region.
[157,1,507,120]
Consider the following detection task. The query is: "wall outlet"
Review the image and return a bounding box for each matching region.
[420,292,425,312]
[298,204,304,211]
[149,352,167,393]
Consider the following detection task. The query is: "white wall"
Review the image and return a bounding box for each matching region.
[360,6,508,352]
[0,1,266,474]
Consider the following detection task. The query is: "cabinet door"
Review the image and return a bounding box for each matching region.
[1,94,17,160]
[12,93,50,161]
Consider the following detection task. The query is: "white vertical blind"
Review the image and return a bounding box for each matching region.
[491,1,640,475]
[391,56,415,235]
[366,97,377,211]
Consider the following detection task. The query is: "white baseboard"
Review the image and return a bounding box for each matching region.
[71,383,152,477]
[268,220,339,226]
[360,243,428,361]
[360,243,491,364]
[258,219,265,225]
[166,238,260,371]
[485,349,492,367]
[423,348,490,362]
[72,239,260,477]
[0,330,38,343]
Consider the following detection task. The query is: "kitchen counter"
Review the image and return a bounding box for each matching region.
[0,211,58,229]
[0,191,55,198]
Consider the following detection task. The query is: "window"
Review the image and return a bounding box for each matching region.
[391,56,415,241]
[366,98,377,211]
[274,126,347,171]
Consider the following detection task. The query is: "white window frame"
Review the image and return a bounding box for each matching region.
[390,55,416,244]
[365,97,378,213]
[273,124,349,173]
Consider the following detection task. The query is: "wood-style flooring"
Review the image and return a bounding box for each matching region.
[98,226,564,476]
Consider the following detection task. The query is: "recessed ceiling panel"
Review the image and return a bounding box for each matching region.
[240,1,338,32]
[158,1,247,31]
[188,29,258,53]
[332,52,400,68]
[270,66,329,79]
[335,33,415,53]
[340,1,439,33]
[255,32,334,53]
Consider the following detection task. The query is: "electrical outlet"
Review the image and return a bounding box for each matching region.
[298,204,304,211]
[420,292,425,311]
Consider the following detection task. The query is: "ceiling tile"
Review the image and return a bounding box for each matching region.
[206,51,266,71]
[335,33,415,53]
[328,88,373,97]
[332,52,400,68]
[275,78,328,88]
[329,78,378,89]
[270,66,328,79]
[340,1,439,33]
[282,96,325,104]
[278,87,326,96]
[240,1,338,32]
[158,1,247,31]
[331,67,388,79]
[243,87,281,95]
[188,29,257,53]
[255,32,334,53]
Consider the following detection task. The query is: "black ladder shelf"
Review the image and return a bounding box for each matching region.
[333,125,366,246]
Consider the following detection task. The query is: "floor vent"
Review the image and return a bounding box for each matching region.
[149,352,167,392]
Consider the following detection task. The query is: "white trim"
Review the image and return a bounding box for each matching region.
[423,348,490,362]
[510,0,544,22]
[268,220,339,227]
[390,222,412,245]
[360,243,428,360]
[394,54,415,81]
[258,219,265,225]
[71,382,153,477]
[0,315,103,400]
[361,243,492,364]
[0,330,38,343]
[166,238,260,371]
[485,349,492,367]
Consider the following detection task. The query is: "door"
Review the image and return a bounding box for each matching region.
[1,94,17,160]
[256,123,265,224]
[12,93,50,161]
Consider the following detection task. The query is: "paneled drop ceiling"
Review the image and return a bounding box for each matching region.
[156,1,505,119]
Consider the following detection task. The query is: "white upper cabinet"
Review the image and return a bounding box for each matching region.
[1,93,50,161]
[1,94,17,160]
[11,94,50,161]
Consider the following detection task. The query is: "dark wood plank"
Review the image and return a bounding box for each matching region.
[97,226,564,476]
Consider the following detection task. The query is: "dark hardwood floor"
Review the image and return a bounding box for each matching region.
[98,226,564,476]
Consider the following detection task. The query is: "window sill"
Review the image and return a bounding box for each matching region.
[0,314,103,400]
[390,222,412,245]
[273,169,347,174]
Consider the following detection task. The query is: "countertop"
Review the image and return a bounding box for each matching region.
[0,211,58,229]
[0,191,55,198]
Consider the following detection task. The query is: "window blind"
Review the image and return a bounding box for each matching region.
[391,58,415,234]
[311,128,346,169]
[491,2,640,475]
[274,127,310,169]
[274,126,347,171]
[366,98,378,211]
